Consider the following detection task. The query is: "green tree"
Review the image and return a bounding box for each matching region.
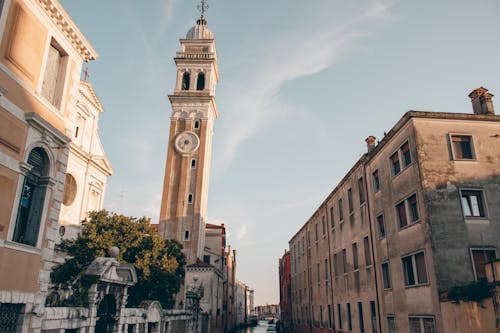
[50,210,185,308]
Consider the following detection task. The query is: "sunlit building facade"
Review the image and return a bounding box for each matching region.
[288,87,500,333]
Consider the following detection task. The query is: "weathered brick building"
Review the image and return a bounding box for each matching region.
[279,250,292,332]
[288,87,500,333]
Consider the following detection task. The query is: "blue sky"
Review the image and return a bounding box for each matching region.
[60,0,500,305]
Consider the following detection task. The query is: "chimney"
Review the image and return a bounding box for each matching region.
[469,87,495,115]
[365,136,377,152]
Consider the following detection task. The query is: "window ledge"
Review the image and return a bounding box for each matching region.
[465,218,489,224]
[452,158,477,162]
[398,220,421,231]
[391,163,413,180]
[404,282,430,289]
[3,240,42,255]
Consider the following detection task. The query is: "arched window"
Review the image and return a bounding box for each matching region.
[184,230,190,241]
[194,120,200,129]
[13,147,50,246]
[196,72,205,91]
[182,72,190,90]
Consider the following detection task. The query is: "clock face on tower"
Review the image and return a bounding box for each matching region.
[174,131,200,154]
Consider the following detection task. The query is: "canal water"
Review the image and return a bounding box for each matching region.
[236,320,270,333]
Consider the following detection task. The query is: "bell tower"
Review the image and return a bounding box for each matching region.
[158,9,219,265]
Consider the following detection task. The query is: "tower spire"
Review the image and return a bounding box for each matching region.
[197,0,209,20]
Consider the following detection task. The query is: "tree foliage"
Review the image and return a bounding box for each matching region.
[50,210,186,308]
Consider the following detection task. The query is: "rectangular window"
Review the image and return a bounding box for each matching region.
[348,188,354,213]
[353,243,359,270]
[339,198,344,222]
[328,304,333,329]
[315,223,318,241]
[333,253,338,276]
[342,249,347,274]
[330,207,335,228]
[387,316,396,333]
[409,316,436,333]
[471,248,496,280]
[391,151,401,175]
[320,305,323,327]
[338,304,343,330]
[461,189,486,218]
[187,193,193,204]
[347,303,352,331]
[377,214,386,238]
[364,236,371,266]
[322,216,326,235]
[396,194,420,229]
[191,159,196,169]
[317,263,321,283]
[370,301,377,333]
[358,177,365,204]
[396,201,408,228]
[373,169,380,192]
[401,141,412,167]
[203,255,210,264]
[382,262,392,289]
[451,134,474,160]
[402,251,428,286]
[358,302,365,333]
[325,259,329,280]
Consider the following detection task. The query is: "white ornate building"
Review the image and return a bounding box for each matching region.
[58,80,112,240]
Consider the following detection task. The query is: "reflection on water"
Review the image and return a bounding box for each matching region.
[236,320,269,333]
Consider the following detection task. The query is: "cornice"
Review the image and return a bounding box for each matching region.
[36,0,98,61]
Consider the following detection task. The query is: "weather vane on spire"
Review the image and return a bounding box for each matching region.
[197,0,209,19]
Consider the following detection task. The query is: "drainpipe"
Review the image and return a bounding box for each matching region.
[363,160,383,333]
[325,205,336,333]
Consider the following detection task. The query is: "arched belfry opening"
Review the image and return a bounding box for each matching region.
[196,72,205,91]
[13,147,50,246]
[182,72,190,90]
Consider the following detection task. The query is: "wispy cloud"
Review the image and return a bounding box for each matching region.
[236,224,247,241]
[214,2,392,173]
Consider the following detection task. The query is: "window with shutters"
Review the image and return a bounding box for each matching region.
[41,40,68,108]
[402,251,428,287]
[396,194,420,229]
[470,248,496,280]
[390,140,413,176]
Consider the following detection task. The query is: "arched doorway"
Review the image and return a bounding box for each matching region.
[95,294,117,333]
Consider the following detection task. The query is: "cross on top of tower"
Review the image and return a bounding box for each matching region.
[197,0,209,19]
